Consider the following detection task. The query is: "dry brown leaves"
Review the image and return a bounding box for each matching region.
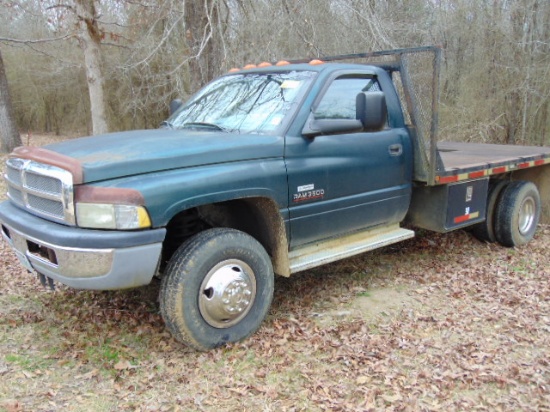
[1,228,548,411]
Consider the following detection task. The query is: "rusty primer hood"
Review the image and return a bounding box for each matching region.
[44,129,284,183]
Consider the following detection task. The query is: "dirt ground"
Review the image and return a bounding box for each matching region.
[0,136,549,411]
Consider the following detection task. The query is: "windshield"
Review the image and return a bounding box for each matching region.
[166,71,316,134]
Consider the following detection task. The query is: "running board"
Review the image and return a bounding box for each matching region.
[289,224,415,274]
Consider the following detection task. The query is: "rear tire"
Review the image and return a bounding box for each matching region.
[160,228,274,351]
[494,181,540,247]
[470,180,508,243]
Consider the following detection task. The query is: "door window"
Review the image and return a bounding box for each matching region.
[314,77,381,120]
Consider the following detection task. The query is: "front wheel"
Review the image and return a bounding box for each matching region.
[160,228,274,351]
[494,181,541,247]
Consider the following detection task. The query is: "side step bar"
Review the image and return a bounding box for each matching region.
[289,224,415,274]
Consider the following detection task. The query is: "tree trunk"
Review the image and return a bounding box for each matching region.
[0,49,21,153]
[185,0,222,89]
[74,0,109,135]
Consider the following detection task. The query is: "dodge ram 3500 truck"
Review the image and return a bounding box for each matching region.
[1,47,549,350]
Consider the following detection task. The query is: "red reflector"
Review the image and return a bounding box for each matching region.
[438,175,459,184]
[535,159,545,166]
[492,166,507,174]
[518,162,530,168]
[454,214,470,224]
[468,171,485,179]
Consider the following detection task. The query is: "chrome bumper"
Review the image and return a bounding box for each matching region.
[0,201,165,290]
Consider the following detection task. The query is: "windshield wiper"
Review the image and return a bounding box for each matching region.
[182,122,228,132]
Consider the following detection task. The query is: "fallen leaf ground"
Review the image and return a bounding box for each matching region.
[0,136,549,411]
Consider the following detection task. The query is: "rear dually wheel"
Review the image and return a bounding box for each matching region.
[471,179,508,243]
[494,181,541,247]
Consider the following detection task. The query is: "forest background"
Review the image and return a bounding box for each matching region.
[1,2,549,410]
[0,0,549,147]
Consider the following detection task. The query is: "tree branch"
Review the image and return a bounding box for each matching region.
[0,34,73,44]
[46,4,76,13]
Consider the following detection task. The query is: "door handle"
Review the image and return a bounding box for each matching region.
[388,144,403,156]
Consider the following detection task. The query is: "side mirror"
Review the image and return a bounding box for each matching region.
[169,99,183,115]
[302,115,363,137]
[356,92,387,132]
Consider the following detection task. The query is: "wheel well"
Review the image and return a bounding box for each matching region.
[511,164,550,224]
[161,198,290,276]
[160,208,211,273]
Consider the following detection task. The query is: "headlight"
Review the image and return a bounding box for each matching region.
[76,203,151,229]
[75,186,152,230]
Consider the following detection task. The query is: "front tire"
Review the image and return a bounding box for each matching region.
[494,181,541,247]
[160,228,274,351]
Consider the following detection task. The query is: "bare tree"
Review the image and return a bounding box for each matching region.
[1,0,549,146]
[0,49,21,153]
[2,0,112,135]
[73,0,109,135]
[184,0,225,88]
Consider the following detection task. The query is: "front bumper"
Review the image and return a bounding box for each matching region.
[0,201,166,290]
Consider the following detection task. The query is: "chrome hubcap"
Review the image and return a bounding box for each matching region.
[518,196,536,236]
[199,260,256,328]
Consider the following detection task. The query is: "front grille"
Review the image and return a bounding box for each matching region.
[7,186,24,204]
[6,166,22,186]
[27,193,65,216]
[5,158,75,225]
[26,171,63,194]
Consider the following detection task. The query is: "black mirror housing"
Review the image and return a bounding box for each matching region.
[169,99,183,115]
[356,92,387,132]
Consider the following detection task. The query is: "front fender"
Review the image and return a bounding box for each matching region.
[88,158,289,228]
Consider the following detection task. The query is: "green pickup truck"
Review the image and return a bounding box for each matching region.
[2,47,549,350]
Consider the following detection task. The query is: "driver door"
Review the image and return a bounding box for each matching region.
[285,74,412,247]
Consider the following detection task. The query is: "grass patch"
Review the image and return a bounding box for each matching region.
[84,342,122,365]
[5,352,57,371]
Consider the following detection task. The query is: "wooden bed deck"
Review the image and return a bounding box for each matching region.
[438,142,550,172]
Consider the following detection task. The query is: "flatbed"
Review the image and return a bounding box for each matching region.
[435,142,550,184]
